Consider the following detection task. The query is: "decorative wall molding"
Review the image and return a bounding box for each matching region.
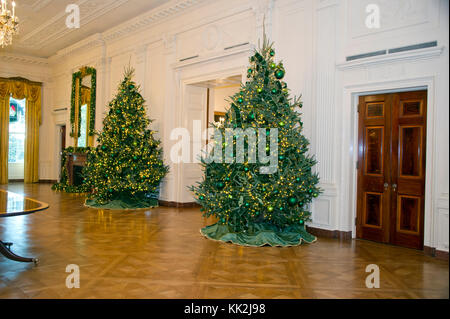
[0,53,49,66]
[172,43,254,70]
[336,46,445,70]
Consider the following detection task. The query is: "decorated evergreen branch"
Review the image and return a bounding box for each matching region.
[84,68,168,209]
[191,37,321,246]
[52,147,92,193]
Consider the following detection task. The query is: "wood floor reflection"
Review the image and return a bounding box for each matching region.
[0,183,448,299]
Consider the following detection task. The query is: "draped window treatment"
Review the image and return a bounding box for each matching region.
[0,78,42,184]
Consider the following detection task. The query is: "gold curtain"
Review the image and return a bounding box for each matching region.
[0,82,9,184]
[0,78,42,184]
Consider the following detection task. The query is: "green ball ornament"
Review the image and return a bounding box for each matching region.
[275,69,285,80]
[199,196,205,200]
[279,121,285,127]
[296,177,301,182]
[279,155,284,160]
[269,49,275,56]
[228,195,233,199]
[115,109,121,114]
[247,68,252,73]
[270,63,276,69]
[313,193,319,198]
[244,167,249,172]
[257,88,263,93]
[225,177,230,181]
[288,197,298,206]
[267,206,274,212]
[216,182,225,189]
[237,97,244,104]
[299,219,304,225]
[271,88,278,94]
[248,112,255,120]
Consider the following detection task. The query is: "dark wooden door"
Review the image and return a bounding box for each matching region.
[356,90,427,250]
[60,125,66,151]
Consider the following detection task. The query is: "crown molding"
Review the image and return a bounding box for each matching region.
[0,52,49,66]
[102,0,208,43]
[51,33,106,61]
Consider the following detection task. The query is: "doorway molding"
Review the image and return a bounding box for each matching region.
[168,48,251,203]
[343,76,436,250]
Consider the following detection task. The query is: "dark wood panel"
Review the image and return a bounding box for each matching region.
[357,90,427,250]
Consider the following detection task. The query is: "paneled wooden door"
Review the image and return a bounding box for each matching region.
[356,90,427,250]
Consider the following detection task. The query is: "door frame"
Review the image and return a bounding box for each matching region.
[345,76,436,250]
[173,63,249,203]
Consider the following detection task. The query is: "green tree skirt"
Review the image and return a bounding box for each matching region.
[85,193,158,210]
[200,223,317,247]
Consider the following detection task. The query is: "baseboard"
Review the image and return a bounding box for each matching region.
[39,179,57,184]
[8,179,24,183]
[306,226,352,240]
[158,200,200,208]
[424,246,449,260]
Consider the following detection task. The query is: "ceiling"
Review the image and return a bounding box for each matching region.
[1,0,169,58]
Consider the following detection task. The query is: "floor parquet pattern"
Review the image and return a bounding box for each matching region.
[0,183,448,299]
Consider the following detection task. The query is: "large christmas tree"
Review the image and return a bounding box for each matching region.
[192,38,320,246]
[84,68,168,209]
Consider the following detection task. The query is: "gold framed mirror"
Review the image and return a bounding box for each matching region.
[70,66,96,147]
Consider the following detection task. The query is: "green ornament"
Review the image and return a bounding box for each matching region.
[225,177,230,181]
[265,146,270,152]
[199,196,205,200]
[237,97,244,104]
[116,109,121,114]
[257,88,263,93]
[313,193,319,198]
[279,155,284,160]
[248,112,255,120]
[270,63,276,69]
[244,167,249,172]
[228,195,233,199]
[288,197,297,206]
[247,68,252,73]
[216,182,225,189]
[296,177,301,182]
[279,121,285,127]
[267,206,274,212]
[271,88,278,94]
[245,202,250,207]
[299,220,304,225]
[269,49,275,56]
[275,69,285,80]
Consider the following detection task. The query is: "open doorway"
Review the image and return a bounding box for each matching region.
[8,97,26,181]
[180,75,242,202]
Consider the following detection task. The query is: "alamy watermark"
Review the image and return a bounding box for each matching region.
[66,264,80,288]
[365,264,380,288]
[170,121,279,174]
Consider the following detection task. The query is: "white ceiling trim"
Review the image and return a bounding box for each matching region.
[50,0,208,60]
[16,0,130,49]
[102,0,207,42]
[0,52,49,66]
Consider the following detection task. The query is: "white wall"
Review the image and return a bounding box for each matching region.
[1,0,447,252]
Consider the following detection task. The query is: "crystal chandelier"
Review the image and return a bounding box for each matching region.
[0,0,19,48]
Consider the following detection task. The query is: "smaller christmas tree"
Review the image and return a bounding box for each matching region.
[84,68,168,209]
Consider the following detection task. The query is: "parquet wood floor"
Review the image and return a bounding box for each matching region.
[0,183,448,299]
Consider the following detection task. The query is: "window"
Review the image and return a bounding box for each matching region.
[8,97,26,163]
[77,104,87,147]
